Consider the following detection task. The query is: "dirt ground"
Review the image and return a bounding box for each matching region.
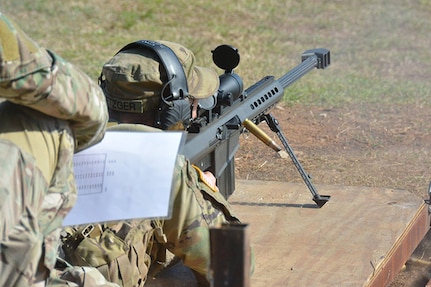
[234,102,431,286]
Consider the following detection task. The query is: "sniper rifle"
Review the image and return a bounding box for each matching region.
[181,45,331,208]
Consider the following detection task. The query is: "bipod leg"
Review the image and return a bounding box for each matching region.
[262,113,331,208]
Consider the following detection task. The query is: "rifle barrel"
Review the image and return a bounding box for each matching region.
[278,55,319,89]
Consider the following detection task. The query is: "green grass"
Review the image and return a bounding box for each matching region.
[2,0,431,107]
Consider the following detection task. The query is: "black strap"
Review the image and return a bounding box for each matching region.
[117,40,189,100]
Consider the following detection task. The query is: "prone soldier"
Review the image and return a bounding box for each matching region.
[59,40,254,286]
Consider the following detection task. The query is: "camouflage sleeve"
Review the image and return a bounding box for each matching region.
[162,154,240,281]
[0,12,108,152]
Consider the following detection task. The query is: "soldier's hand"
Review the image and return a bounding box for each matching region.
[203,171,218,192]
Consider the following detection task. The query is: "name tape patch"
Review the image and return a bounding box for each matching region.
[106,96,144,113]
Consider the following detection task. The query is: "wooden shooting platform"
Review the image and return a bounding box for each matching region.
[146,179,430,287]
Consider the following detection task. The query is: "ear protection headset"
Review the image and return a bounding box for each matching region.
[106,40,191,129]
[116,40,189,101]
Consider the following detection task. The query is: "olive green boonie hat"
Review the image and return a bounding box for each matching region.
[101,40,219,114]
[159,40,220,99]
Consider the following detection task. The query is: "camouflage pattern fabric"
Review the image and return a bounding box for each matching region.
[97,38,255,285]
[0,12,109,287]
[0,139,48,286]
[61,220,154,287]
[48,266,120,287]
[60,124,241,287]
[164,154,240,278]
[0,102,77,286]
[0,12,108,152]
[111,124,241,282]
[100,40,220,108]
[0,104,117,287]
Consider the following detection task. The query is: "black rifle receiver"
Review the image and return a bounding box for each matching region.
[181,46,331,207]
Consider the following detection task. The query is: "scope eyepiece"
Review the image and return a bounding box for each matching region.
[198,95,217,110]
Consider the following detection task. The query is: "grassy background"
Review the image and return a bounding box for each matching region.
[2,3,431,285]
[1,0,431,106]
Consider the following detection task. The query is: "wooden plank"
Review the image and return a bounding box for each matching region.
[229,180,429,287]
[367,202,430,286]
[147,180,429,286]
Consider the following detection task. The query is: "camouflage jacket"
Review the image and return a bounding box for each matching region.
[0,11,108,152]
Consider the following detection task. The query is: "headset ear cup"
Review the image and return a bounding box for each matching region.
[116,40,189,100]
[157,98,191,130]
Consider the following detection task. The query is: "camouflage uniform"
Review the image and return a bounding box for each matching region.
[0,12,112,286]
[60,41,252,287]
[164,152,240,277]
[61,123,240,287]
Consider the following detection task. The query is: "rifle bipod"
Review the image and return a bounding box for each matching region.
[244,113,331,208]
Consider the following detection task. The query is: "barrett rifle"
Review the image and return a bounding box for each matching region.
[181,45,331,207]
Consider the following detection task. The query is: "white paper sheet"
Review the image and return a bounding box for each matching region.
[63,131,185,226]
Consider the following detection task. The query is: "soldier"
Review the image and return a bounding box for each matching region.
[60,40,253,287]
[0,12,116,287]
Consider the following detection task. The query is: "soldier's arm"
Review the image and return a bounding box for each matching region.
[0,13,108,151]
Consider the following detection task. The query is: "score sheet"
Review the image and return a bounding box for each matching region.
[63,130,185,226]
